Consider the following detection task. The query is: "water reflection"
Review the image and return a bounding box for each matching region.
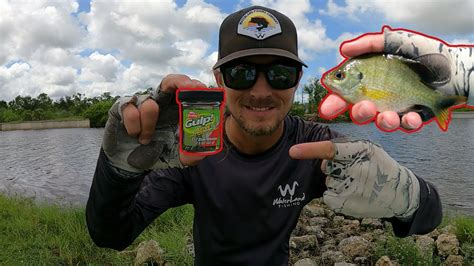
[0,120,472,215]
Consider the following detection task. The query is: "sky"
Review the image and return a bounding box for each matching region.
[0,0,473,102]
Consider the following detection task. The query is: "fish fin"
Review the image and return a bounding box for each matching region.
[360,87,396,100]
[433,108,450,131]
[432,95,467,130]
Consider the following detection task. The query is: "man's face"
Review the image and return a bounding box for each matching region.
[215,55,302,136]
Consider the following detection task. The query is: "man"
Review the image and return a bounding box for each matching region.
[86,6,442,265]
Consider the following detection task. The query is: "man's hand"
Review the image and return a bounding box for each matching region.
[289,139,420,219]
[102,74,206,174]
[320,26,473,132]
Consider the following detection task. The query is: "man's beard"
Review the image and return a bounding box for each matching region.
[230,111,284,136]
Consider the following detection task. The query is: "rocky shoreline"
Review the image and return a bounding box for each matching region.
[131,198,468,265]
[289,199,465,265]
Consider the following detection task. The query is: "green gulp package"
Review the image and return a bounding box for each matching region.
[176,88,225,156]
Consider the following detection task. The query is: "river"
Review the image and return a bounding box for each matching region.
[0,119,473,215]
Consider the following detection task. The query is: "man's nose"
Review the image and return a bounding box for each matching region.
[249,72,272,97]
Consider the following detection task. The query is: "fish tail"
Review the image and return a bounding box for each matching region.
[433,95,467,130]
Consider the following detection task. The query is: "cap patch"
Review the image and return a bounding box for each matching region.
[237,9,282,40]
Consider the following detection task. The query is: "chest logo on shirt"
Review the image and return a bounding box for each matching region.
[273,181,305,208]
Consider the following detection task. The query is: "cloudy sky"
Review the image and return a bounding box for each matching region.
[1,0,473,102]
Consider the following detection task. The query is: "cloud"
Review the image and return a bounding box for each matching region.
[0,0,84,65]
[320,0,474,34]
[0,0,227,100]
[81,0,224,66]
[250,0,337,60]
[80,52,122,82]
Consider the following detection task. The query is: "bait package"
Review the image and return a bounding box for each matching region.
[176,88,225,156]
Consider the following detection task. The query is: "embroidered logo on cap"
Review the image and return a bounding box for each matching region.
[237,9,282,40]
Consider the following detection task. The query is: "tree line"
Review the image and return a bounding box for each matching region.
[0,92,121,128]
[0,80,348,128]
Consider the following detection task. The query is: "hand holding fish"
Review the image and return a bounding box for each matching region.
[320,26,473,132]
[102,74,205,175]
[289,139,420,219]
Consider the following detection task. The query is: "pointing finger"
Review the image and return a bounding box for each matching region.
[289,141,335,160]
[138,99,159,145]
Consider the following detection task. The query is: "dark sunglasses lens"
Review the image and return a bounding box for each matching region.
[266,64,299,89]
[223,64,256,90]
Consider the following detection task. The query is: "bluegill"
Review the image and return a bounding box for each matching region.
[322,54,466,130]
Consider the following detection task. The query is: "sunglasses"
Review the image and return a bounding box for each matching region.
[221,61,302,90]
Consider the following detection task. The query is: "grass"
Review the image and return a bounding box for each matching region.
[374,235,440,265]
[375,215,474,265]
[0,194,194,265]
[1,193,473,265]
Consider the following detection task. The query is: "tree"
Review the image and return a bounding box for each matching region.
[83,99,115,127]
[303,78,328,114]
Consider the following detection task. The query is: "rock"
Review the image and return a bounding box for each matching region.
[325,209,336,220]
[321,250,346,264]
[335,232,351,243]
[341,220,360,236]
[442,254,464,266]
[439,225,456,235]
[303,205,326,217]
[309,217,330,227]
[338,236,372,258]
[290,235,318,251]
[360,232,375,242]
[354,256,369,264]
[333,215,345,225]
[304,225,327,240]
[415,235,435,256]
[320,244,336,253]
[425,228,440,239]
[294,258,318,266]
[360,218,383,229]
[375,255,397,266]
[322,239,336,247]
[334,262,356,266]
[436,233,460,256]
[134,240,164,266]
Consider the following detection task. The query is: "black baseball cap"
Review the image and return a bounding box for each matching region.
[213,6,307,69]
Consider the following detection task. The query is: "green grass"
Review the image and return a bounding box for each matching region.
[0,194,193,265]
[1,193,473,265]
[375,214,474,265]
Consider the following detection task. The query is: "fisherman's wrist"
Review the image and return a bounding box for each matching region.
[394,170,421,220]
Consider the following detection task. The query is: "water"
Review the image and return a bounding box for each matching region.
[0,120,473,215]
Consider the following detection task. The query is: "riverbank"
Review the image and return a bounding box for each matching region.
[0,119,90,131]
[0,194,472,265]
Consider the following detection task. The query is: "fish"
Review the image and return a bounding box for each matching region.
[322,54,466,130]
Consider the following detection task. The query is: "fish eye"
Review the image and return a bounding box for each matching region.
[334,70,345,80]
